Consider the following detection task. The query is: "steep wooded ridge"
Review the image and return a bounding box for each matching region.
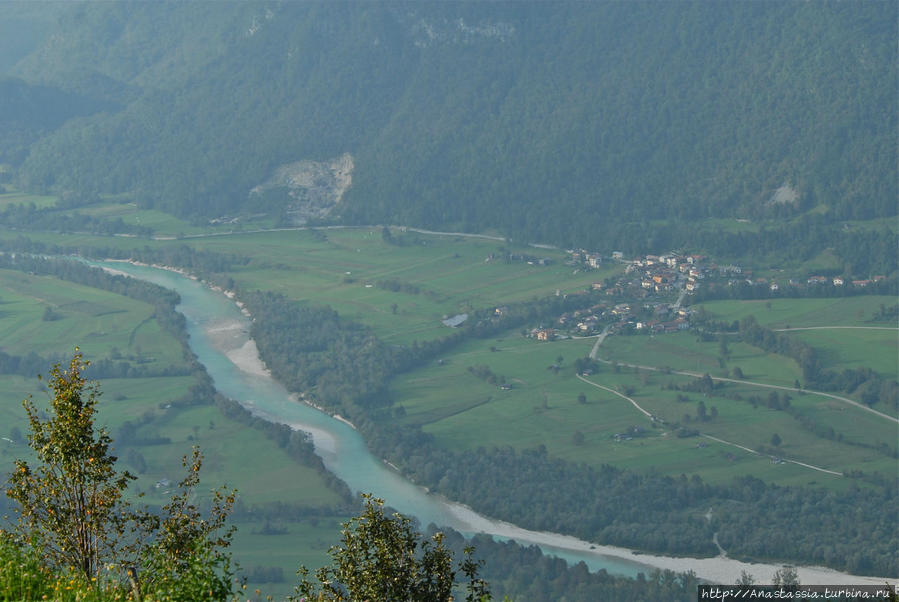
[6,1,895,246]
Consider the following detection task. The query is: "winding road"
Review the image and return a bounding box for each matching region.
[575,373,845,477]
[587,332,898,424]
[577,324,898,477]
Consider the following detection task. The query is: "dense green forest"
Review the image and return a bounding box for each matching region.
[3,1,895,249]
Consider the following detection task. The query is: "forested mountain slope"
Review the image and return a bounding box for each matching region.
[8,1,896,246]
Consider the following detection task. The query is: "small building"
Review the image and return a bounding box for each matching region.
[536,329,554,341]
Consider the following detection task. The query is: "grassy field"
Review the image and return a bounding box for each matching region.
[187,228,621,345]
[698,296,897,378]
[0,268,185,366]
[0,190,58,209]
[128,404,341,507]
[598,332,803,387]
[69,200,279,237]
[389,322,897,488]
[0,227,623,345]
[698,296,897,329]
[232,516,350,600]
[787,328,897,376]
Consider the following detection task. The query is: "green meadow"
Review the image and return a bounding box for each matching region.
[698,296,897,329]
[0,268,183,366]
[698,296,898,380]
[186,228,620,345]
[0,190,58,209]
[0,226,623,345]
[232,516,350,600]
[786,328,897,377]
[598,332,802,387]
[389,330,892,488]
[70,200,276,237]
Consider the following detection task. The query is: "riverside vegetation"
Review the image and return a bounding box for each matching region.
[2,353,495,601]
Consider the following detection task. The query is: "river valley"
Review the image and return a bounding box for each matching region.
[96,259,896,587]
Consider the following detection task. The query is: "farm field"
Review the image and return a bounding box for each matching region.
[786,328,897,377]
[0,268,184,366]
[0,227,624,345]
[232,516,350,600]
[69,200,277,237]
[698,296,897,329]
[187,228,621,345]
[390,330,893,488]
[597,332,803,387]
[0,190,58,209]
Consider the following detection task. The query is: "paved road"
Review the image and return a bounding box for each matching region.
[588,325,612,359]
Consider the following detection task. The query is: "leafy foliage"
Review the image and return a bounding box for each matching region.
[136,448,237,601]
[6,350,136,581]
[3,352,239,600]
[293,494,489,602]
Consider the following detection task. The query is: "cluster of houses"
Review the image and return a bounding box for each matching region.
[594,250,884,295]
[705,272,887,294]
[520,248,890,343]
[569,249,730,299]
[807,275,885,288]
[526,299,695,341]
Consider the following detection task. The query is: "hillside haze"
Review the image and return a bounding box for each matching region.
[7,1,896,247]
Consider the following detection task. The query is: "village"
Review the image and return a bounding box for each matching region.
[524,246,888,344]
[527,249,720,341]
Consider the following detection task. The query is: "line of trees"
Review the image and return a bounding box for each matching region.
[738,315,898,411]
